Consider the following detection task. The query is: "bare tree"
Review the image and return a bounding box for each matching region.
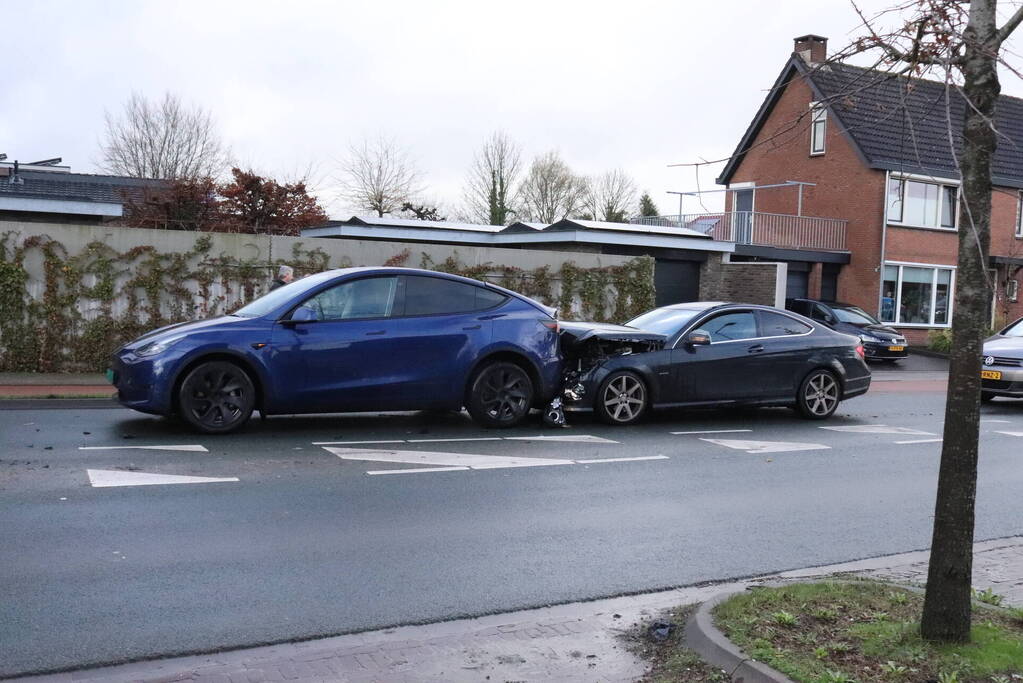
[586,169,638,223]
[463,132,523,225]
[100,92,229,180]
[517,151,588,223]
[841,0,1023,642]
[338,136,423,217]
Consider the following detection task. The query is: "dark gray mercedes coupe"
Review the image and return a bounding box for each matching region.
[558,302,871,425]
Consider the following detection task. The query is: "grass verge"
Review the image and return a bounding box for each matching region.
[713,580,1023,682]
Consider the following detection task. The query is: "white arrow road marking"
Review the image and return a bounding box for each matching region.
[325,447,667,474]
[504,435,619,444]
[996,431,1023,437]
[327,447,576,470]
[407,437,503,443]
[87,469,238,487]
[895,438,943,444]
[671,429,753,435]
[79,445,209,452]
[312,440,405,446]
[818,425,935,435]
[700,438,830,454]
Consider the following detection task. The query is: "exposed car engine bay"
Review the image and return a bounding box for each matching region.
[543,322,666,426]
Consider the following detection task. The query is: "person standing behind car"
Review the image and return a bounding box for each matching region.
[269,265,294,291]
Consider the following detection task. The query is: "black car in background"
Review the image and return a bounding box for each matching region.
[559,302,871,425]
[786,298,907,362]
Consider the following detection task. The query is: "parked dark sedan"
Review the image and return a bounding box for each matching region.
[786,298,908,362]
[559,302,870,425]
[981,316,1023,401]
[108,268,562,433]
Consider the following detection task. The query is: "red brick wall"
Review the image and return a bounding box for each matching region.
[726,76,886,318]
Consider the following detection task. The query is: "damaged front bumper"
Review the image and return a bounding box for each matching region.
[547,321,666,418]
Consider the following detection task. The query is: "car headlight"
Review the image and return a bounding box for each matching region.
[136,336,184,357]
[859,334,880,343]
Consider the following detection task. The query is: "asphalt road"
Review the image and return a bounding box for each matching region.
[3,375,1022,677]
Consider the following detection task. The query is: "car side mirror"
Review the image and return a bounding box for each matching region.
[283,306,319,325]
[686,330,711,346]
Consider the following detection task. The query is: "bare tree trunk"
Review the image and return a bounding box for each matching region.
[920,0,1000,642]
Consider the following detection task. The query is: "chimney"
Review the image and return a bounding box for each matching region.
[793,34,828,64]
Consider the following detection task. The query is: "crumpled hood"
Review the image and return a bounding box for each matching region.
[558,321,666,350]
[982,336,1023,358]
[126,316,252,349]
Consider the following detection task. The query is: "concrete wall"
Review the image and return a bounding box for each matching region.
[699,254,786,307]
[0,221,640,322]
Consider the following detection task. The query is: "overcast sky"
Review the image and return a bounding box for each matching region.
[6,0,1023,218]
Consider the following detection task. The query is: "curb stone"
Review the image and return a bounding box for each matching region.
[684,589,794,683]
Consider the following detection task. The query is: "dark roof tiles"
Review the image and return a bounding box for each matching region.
[0,170,167,205]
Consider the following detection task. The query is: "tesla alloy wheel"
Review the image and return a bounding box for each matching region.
[178,361,255,434]
[468,362,534,428]
[596,371,648,426]
[797,369,840,419]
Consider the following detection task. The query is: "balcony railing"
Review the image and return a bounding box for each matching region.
[632,211,848,252]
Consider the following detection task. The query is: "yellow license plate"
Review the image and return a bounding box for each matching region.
[889,345,904,352]
[981,370,1002,380]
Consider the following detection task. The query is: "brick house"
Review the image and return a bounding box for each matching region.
[716,35,1023,344]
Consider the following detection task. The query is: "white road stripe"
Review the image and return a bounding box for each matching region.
[311,440,406,446]
[819,425,935,435]
[995,431,1023,437]
[894,438,943,444]
[406,437,503,443]
[367,466,469,475]
[78,445,209,452]
[504,435,619,443]
[981,419,1012,423]
[576,456,670,464]
[701,438,830,454]
[87,469,238,487]
[670,429,753,435]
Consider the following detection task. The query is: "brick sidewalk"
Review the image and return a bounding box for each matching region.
[19,536,1023,683]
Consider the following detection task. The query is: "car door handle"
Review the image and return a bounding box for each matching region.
[747,344,765,354]
[462,324,482,330]
[365,330,386,336]
[478,313,506,320]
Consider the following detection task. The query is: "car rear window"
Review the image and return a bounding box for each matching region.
[402,276,506,316]
[760,311,812,336]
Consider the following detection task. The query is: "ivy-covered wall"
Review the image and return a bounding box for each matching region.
[0,223,655,373]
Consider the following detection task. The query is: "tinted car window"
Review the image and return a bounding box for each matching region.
[811,304,832,322]
[303,276,398,320]
[787,299,811,316]
[760,311,812,336]
[699,311,757,342]
[625,308,700,336]
[402,276,503,316]
[832,306,880,325]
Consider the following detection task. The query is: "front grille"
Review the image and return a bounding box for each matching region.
[984,356,1022,367]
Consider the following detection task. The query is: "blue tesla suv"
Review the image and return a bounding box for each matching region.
[108,268,562,433]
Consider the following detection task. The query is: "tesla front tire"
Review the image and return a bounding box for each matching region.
[178,361,255,434]
[467,361,534,428]
[595,371,648,426]
[796,368,840,419]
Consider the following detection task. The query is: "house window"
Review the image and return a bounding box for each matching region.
[887,176,957,229]
[810,102,826,155]
[881,263,955,326]
[1016,191,1023,238]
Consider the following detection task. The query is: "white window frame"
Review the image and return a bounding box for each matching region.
[809,102,826,156]
[1016,190,1023,238]
[887,173,959,231]
[881,260,956,328]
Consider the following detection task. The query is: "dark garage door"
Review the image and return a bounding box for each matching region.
[654,259,700,307]
[786,267,809,300]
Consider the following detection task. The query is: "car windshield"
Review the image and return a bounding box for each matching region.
[832,305,880,325]
[232,271,339,318]
[1002,318,1023,337]
[624,308,700,336]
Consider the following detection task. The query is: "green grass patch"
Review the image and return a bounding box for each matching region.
[712,581,1023,682]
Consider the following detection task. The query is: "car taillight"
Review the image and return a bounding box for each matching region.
[855,344,865,359]
[540,319,559,333]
